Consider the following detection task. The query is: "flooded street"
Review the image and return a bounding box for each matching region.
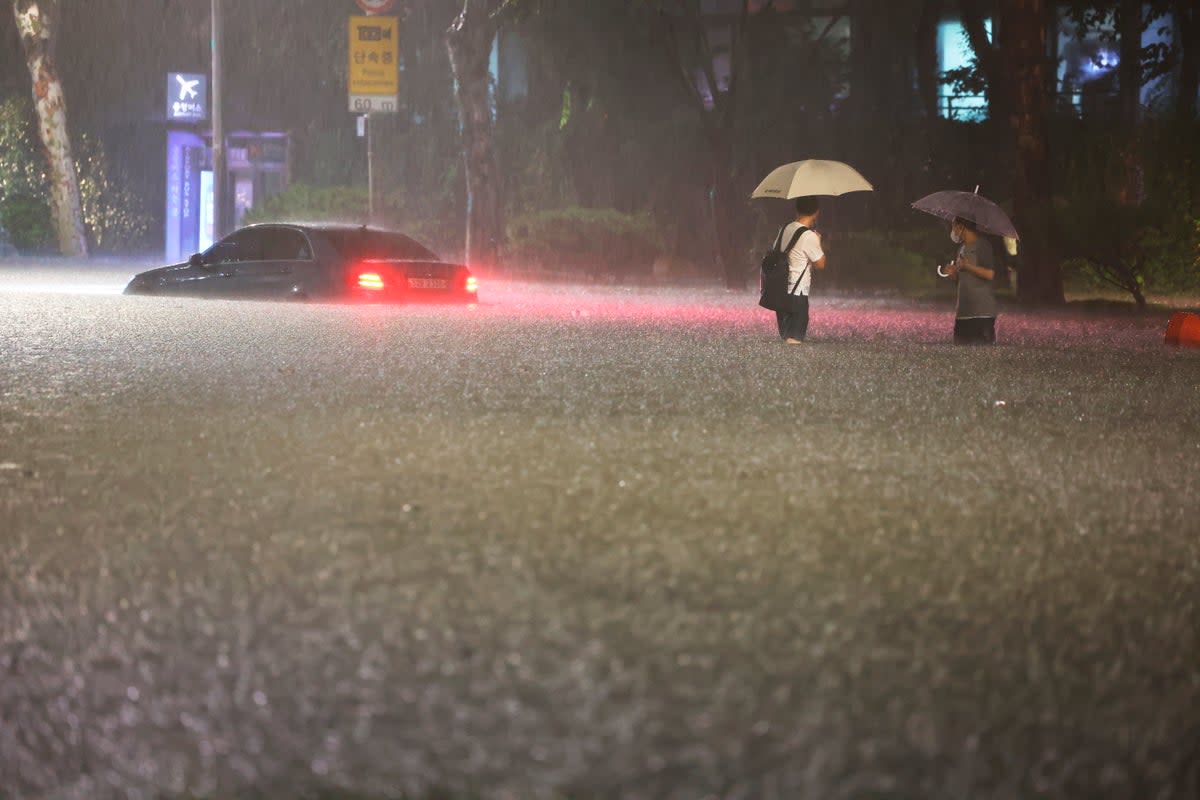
[2,263,1199,799]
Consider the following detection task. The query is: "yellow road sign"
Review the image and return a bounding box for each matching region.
[348,16,398,98]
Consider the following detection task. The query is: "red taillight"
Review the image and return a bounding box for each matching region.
[465,275,478,293]
[357,272,385,290]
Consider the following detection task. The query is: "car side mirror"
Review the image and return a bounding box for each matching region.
[188,253,203,267]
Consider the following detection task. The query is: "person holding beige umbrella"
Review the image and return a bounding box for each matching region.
[752,160,873,343]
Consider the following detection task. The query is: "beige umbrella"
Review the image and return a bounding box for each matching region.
[750,160,874,199]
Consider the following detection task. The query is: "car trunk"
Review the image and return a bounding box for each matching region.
[393,260,463,291]
[351,259,467,297]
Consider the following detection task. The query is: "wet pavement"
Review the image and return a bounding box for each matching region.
[2,261,1199,799]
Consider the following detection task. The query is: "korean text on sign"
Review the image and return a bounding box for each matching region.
[348,16,399,96]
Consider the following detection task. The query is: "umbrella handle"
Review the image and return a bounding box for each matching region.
[936,264,952,278]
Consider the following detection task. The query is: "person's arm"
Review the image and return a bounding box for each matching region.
[956,254,994,281]
[803,230,827,270]
[957,241,995,281]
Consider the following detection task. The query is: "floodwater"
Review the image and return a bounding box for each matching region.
[2,261,1199,799]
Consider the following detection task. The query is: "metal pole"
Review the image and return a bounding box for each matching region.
[211,0,226,238]
[366,112,374,224]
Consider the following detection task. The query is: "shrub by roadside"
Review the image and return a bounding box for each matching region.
[1054,198,1200,308]
[242,182,458,258]
[241,182,368,226]
[820,228,949,293]
[504,207,663,282]
[0,194,54,254]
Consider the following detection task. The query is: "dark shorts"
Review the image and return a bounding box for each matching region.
[954,317,996,345]
[775,295,809,340]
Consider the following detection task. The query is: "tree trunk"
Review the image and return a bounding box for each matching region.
[1130,281,1146,308]
[654,0,752,288]
[998,0,1062,305]
[915,0,944,120]
[690,0,747,290]
[13,0,87,257]
[848,1,921,225]
[1117,0,1141,128]
[709,132,744,290]
[1116,0,1141,204]
[447,0,501,271]
[1175,0,1199,120]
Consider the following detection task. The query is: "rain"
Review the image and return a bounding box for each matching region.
[2,2,1200,799]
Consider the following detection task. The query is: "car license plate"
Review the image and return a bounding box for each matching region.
[408,277,447,289]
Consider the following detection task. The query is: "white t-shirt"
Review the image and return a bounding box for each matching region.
[780,221,824,297]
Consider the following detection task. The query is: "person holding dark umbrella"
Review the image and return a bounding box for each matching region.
[913,188,1017,345]
[941,217,999,344]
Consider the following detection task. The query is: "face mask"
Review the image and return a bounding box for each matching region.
[950,228,963,244]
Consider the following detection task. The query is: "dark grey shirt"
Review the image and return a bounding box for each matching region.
[955,237,998,319]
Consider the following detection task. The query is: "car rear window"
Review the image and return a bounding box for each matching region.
[323,230,438,261]
[261,228,312,261]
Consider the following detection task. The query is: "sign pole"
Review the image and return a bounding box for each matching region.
[211,0,226,239]
[366,112,374,223]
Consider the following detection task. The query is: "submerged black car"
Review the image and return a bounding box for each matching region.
[124,223,478,302]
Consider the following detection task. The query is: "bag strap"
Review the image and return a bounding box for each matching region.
[782,225,807,254]
[789,266,809,295]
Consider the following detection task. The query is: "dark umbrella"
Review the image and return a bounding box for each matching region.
[911,188,1019,240]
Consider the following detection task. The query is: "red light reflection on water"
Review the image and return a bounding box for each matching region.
[464,281,1170,350]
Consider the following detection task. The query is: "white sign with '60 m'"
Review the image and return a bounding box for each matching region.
[349,95,397,113]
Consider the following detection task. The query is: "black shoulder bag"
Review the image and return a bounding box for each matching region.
[758,225,808,312]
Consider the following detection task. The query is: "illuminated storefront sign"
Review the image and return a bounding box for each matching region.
[165,130,206,262]
[167,72,208,123]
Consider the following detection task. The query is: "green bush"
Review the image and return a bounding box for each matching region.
[242,182,369,225]
[821,228,948,293]
[504,207,663,280]
[242,182,458,257]
[0,97,43,201]
[1133,215,1200,293]
[1054,118,1200,300]
[0,194,54,253]
[1054,195,1200,304]
[0,96,48,254]
[76,134,153,253]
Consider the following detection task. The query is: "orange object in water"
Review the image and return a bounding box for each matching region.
[1165,311,1200,346]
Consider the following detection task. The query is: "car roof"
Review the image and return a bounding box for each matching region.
[239,222,399,235]
[233,222,442,262]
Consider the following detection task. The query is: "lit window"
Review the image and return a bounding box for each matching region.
[938,18,990,121]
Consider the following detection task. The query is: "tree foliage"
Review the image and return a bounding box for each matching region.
[1057,116,1200,303]
[0,94,149,253]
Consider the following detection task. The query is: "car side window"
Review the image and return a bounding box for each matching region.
[261,229,312,261]
[206,230,264,264]
[205,233,242,264]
